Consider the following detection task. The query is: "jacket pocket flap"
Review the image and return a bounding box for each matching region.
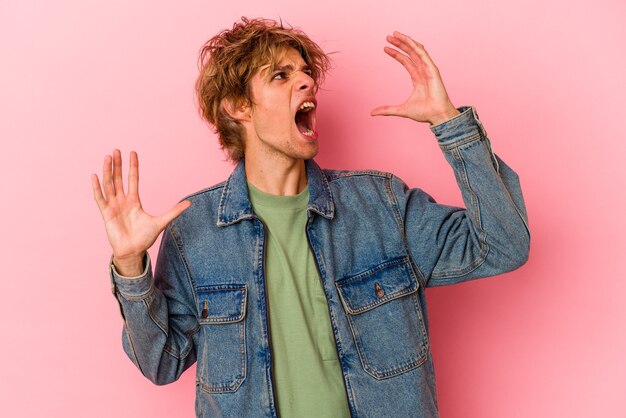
[335,257,418,315]
[197,284,247,324]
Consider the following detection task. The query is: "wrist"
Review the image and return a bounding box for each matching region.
[112,253,146,277]
[429,106,460,127]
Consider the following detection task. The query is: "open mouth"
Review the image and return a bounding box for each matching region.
[295,100,316,137]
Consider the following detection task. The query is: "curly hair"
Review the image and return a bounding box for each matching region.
[195,17,332,162]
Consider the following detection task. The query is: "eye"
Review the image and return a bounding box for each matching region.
[272,71,287,80]
[303,69,313,77]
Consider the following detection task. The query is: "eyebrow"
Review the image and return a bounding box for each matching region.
[272,64,311,73]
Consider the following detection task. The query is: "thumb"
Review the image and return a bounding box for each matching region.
[156,200,192,230]
[370,104,405,117]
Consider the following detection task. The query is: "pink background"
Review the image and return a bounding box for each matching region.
[2,0,625,417]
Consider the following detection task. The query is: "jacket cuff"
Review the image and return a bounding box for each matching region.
[109,253,153,299]
[430,106,487,148]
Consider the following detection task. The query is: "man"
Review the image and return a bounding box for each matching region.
[92,17,530,418]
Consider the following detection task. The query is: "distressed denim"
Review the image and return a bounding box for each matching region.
[110,106,530,418]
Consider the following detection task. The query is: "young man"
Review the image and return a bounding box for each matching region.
[92,17,530,418]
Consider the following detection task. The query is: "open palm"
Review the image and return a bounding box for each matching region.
[91,149,191,274]
[371,31,460,126]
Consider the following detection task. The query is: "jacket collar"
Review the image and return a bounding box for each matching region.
[217,159,335,226]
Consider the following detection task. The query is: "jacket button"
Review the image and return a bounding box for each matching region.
[375,282,385,298]
[201,300,209,319]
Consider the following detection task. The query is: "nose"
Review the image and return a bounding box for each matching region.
[296,70,315,92]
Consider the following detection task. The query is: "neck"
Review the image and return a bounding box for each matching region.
[244,154,308,196]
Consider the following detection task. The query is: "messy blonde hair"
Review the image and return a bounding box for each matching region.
[195,17,332,162]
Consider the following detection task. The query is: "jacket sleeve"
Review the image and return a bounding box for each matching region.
[391,106,531,287]
[109,223,199,384]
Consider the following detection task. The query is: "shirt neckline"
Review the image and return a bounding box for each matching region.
[247,181,310,210]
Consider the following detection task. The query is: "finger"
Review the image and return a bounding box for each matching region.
[383,46,420,80]
[102,154,116,199]
[128,151,139,197]
[371,104,406,117]
[387,32,437,72]
[112,149,125,196]
[91,174,107,211]
[156,200,192,231]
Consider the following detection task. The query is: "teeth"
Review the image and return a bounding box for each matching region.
[299,101,315,111]
[302,129,314,136]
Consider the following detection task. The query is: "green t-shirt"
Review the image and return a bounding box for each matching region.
[248,182,350,418]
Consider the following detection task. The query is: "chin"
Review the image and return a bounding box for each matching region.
[299,144,319,161]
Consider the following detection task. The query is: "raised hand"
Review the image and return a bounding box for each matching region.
[371,31,460,126]
[91,149,191,276]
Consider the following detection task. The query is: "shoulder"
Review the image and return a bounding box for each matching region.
[178,180,226,204]
[320,166,430,207]
[321,167,410,193]
[322,168,393,182]
[165,180,227,235]
[320,168,405,207]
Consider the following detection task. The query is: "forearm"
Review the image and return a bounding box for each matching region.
[110,250,198,384]
[429,105,530,283]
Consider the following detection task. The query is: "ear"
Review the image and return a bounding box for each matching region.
[222,98,251,122]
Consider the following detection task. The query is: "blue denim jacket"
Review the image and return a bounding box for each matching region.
[110,106,530,418]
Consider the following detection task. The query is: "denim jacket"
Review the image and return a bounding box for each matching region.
[110,106,530,418]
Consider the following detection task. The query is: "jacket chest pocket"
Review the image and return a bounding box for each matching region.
[195,284,247,393]
[335,257,429,380]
